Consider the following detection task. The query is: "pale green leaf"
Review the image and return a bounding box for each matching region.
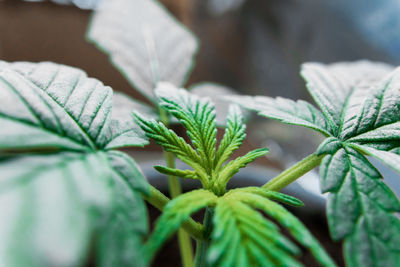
[231,187,304,207]
[87,0,198,101]
[156,83,217,172]
[351,144,400,174]
[144,189,218,262]
[190,83,241,125]
[228,95,332,136]
[0,152,112,267]
[301,61,394,135]
[105,92,155,149]
[0,61,150,267]
[0,61,148,151]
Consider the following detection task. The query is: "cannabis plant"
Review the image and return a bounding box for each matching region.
[0,0,399,267]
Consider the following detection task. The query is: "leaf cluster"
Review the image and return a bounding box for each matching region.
[231,61,400,267]
[134,82,267,196]
[136,84,335,266]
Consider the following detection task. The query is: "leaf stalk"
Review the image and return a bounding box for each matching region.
[263,153,324,191]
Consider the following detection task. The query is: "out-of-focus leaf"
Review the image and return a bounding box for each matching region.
[87,0,198,101]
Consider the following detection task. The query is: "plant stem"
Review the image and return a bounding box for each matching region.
[194,208,214,267]
[263,153,324,191]
[143,185,203,240]
[160,109,194,267]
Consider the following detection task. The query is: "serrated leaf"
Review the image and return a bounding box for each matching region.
[234,60,400,267]
[0,61,150,266]
[190,83,241,125]
[105,92,155,150]
[0,61,148,151]
[208,190,335,267]
[234,191,336,267]
[321,146,400,264]
[231,187,304,207]
[156,83,217,172]
[154,165,197,179]
[87,0,198,101]
[144,189,218,262]
[301,61,394,135]
[214,104,246,171]
[228,95,332,136]
[133,111,209,184]
[217,148,268,191]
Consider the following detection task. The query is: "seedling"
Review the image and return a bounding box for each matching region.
[0,0,399,267]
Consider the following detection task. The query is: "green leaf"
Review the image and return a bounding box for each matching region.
[190,83,242,126]
[87,0,198,101]
[144,189,218,262]
[105,92,156,150]
[301,61,394,135]
[228,95,331,136]
[0,152,112,267]
[217,148,269,191]
[208,190,335,267]
[97,163,148,267]
[0,61,148,151]
[154,165,197,179]
[233,61,400,267]
[231,187,304,207]
[320,146,400,263]
[214,104,246,171]
[0,61,150,266]
[156,83,217,172]
[133,111,209,184]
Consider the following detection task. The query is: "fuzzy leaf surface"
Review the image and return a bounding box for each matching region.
[228,95,331,136]
[87,0,198,101]
[0,61,148,151]
[0,61,150,267]
[234,61,400,267]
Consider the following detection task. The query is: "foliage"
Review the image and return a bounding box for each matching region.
[231,61,400,267]
[135,84,335,266]
[0,61,149,267]
[2,0,399,266]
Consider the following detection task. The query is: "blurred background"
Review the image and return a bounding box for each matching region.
[1,0,400,163]
[1,0,400,266]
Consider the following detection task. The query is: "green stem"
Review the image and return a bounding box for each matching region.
[263,153,324,191]
[160,109,194,267]
[143,185,203,240]
[194,208,214,267]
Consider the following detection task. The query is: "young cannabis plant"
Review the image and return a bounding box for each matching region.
[230,61,400,267]
[134,83,336,267]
